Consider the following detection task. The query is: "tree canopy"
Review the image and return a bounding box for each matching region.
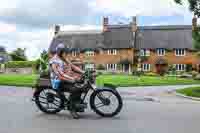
[9,48,27,61]
[174,0,200,17]
[174,0,200,51]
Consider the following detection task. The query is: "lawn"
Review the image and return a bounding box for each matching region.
[176,86,200,98]
[0,74,200,87]
[96,75,200,87]
[0,74,38,87]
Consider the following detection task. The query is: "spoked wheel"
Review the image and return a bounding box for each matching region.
[90,89,123,117]
[34,88,64,114]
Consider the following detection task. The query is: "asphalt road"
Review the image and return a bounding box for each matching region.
[0,85,200,133]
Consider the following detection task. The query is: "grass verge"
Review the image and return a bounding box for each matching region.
[0,74,199,87]
[176,86,200,98]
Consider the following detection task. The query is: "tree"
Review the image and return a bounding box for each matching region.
[174,0,200,17]
[35,50,49,77]
[174,0,200,51]
[9,48,27,61]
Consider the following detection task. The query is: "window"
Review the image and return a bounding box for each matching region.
[157,48,165,56]
[175,64,186,71]
[106,64,117,71]
[107,49,117,55]
[140,49,150,56]
[142,64,151,71]
[85,64,95,70]
[85,51,94,56]
[175,49,186,56]
[72,50,77,57]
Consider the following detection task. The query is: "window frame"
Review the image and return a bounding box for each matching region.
[106,64,117,71]
[72,50,77,57]
[85,50,95,56]
[175,64,186,71]
[107,49,117,55]
[140,49,150,56]
[175,49,186,56]
[157,48,165,56]
[85,63,95,70]
[142,64,151,71]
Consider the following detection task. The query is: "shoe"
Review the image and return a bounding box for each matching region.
[70,110,80,119]
[75,103,87,109]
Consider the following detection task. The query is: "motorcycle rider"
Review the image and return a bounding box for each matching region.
[49,43,85,119]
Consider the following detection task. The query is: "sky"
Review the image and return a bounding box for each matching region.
[0,0,194,60]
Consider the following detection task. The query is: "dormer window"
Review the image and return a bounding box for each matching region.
[175,49,186,56]
[107,49,117,55]
[85,50,94,56]
[140,49,150,56]
[157,48,165,56]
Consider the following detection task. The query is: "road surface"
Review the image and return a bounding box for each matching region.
[0,85,200,133]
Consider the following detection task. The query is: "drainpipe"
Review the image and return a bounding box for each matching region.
[131,16,138,74]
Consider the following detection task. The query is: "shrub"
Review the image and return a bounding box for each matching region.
[132,71,144,76]
[186,64,193,72]
[5,61,36,68]
[194,74,200,80]
[96,64,105,70]
[144,72,157,76]
[168,65,176,75]
[191,71,199,78]
[180,73,193,79]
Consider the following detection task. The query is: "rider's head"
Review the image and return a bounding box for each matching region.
[56,43,67,59]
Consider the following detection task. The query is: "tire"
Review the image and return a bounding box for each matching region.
[90,89,123,117]
[34,88,64,114]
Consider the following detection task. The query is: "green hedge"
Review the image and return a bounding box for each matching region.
[5,61,36,68]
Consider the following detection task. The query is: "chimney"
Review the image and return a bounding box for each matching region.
[131,16,137,32]
[54,25,60,35]
[192,16,197,31]
[103,17,109,32]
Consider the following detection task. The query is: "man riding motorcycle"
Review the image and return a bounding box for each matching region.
[49,43,85,119]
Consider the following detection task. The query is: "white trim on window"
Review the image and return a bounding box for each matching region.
[142,64,151,71]
[175,49,186,56]
[85,64,95,70]
[157,48,165,56]
[107,49,117,55]
[140,49,150,56]
[85,50,94,56]
[175,64,186,71]
[72,50,77,57]
[106,64,117,71]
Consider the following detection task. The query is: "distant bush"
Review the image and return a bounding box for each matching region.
[180,73,193,79]
[191,71,199,78]
[96,64,105,70]
[5,61,36,68]
[194,74,200,80]
[186,64,193,72]
[132,71,144,76]
[144,72,158,77]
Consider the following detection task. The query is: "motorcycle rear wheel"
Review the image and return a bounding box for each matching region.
[34,88,64,114]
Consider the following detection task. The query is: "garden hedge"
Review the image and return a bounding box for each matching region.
[5,61,36,68]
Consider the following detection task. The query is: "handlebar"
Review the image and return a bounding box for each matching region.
[78,70,96,83]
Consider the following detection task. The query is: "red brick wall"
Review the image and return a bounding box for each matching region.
[65,48,134,69]
[141,49,199,72]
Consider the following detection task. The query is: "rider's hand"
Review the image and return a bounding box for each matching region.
[75,78,82,83]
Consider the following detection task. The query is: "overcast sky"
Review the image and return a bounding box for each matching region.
[0,0,193,60]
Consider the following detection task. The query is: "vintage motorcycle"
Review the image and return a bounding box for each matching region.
[33,71,123,117]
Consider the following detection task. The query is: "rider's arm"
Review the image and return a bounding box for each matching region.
[64,58,84,74]
[71,64,84,74]
[51,64,75,82]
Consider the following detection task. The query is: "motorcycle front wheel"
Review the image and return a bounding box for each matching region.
[90,89,123,117]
